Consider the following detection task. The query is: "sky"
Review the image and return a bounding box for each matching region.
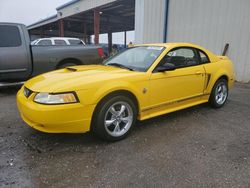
[0,0,134,44]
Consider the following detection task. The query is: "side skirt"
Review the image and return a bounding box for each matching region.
[139,94,210,121]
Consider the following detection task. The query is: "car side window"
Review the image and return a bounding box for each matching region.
[166,48,199,68]
[54,40,67,45]
[199,50,210,64]
[37,40,52,46]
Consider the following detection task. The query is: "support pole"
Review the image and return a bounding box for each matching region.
[87,36,91,44]
[108,29,112,55]
[59,19,64,37]
[83,22,87,44]
[124,31,127,47]
[163,0,169,42]
[40,28,44,38]
[94,9,100,44]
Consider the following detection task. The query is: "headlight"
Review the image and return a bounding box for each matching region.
[34,92,78,104]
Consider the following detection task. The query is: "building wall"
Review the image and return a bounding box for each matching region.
[166,0,250,82]
[135,0,166,44]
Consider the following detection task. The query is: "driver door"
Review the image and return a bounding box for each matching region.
[148,47,205,113]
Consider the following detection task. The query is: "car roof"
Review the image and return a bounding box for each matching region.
[138,42,204,49]
[136,42,219,62]
[0,22,25,27]
[44,37,81,40]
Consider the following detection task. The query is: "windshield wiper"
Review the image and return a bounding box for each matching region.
[107,63,134,71]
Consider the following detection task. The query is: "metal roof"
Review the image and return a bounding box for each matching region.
[27,0,81,29]
[56,0,80,10]
[27,14,57,29]
[27,0,118,29]
[28,0,135,41]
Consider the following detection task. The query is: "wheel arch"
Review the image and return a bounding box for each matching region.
[56,58,83,69]
[90,89,140,131]
[207,71,230,93]
[108,89,138,106]
[212,74,229,89]
[94,89,140,114]
[209,74,229,108]
[217,75,228,82]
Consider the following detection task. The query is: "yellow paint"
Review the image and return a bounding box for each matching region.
[17,43,235,133]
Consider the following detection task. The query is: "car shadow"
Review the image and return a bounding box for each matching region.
[134,103,210,131]
[21,130,108,154]
[21,103,211,154]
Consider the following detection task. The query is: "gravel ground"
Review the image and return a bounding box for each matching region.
[0,83,250,188]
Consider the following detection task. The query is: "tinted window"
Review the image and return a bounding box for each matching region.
[0,25,22,47]
[165,48,199,68]
[68,39,83,45]
[199,50,210,64]
[54,40,67,45]
[37,40,52,46]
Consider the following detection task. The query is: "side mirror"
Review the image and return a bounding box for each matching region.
[156,63,176,72]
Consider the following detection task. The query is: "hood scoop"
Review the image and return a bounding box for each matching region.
[63,65,128,73]
[66,67,77,72]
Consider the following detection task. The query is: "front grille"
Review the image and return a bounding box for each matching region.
[23,87,33,98]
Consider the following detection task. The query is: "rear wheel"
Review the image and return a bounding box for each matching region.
[92,95,137,141]
[209,79,228,108]
[57,59,82,69]
[58,63,78,69]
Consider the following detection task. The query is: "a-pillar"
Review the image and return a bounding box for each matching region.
[59,19,64,37]
[94,9,100,44]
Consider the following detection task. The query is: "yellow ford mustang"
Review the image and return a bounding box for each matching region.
[17,43,235,141]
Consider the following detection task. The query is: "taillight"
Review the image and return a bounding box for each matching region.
[97,48,104,58]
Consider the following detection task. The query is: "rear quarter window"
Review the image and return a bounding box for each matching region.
[68,39,83,45]
[0,25,22,47]
[199,50,210,64]
[54,40,67,45]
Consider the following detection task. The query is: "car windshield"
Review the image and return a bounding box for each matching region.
[105,46,165,72]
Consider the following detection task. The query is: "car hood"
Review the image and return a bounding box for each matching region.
[25,65,145,92]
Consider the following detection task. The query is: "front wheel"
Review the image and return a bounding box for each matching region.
[209,79,228,108]
[92,95,137,141]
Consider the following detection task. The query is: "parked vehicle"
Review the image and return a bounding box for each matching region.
[0,23,104,82]
[31,37,85,46]
[17,43,235,141]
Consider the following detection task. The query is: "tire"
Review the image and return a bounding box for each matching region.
[92,95,137,141]
[209,79,228,108]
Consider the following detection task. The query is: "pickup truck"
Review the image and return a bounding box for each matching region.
[0,23,104,82]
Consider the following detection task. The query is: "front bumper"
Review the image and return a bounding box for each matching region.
[16,87,96,133]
